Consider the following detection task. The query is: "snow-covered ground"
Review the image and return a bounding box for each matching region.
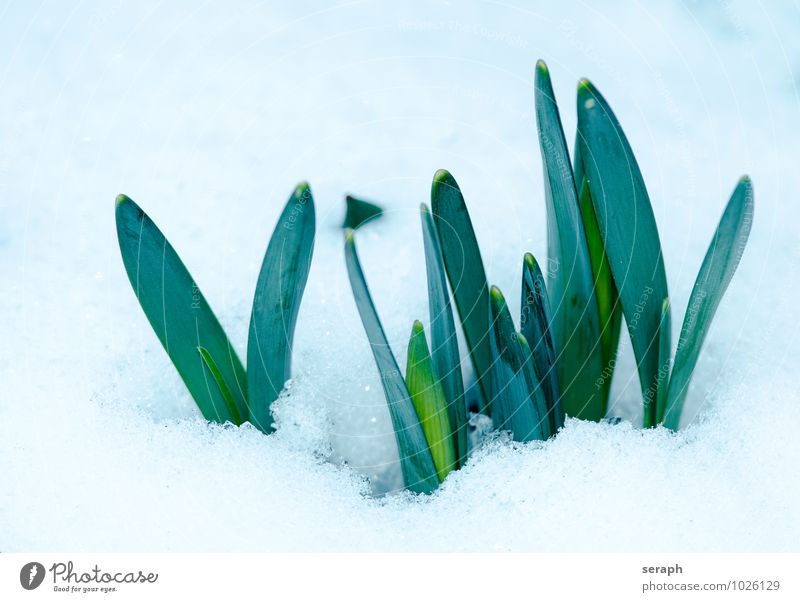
[1,0,798,551]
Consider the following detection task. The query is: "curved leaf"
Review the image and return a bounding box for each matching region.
[115,195,247,424]
[534,59,604,420]
[198,346,243,425]
[663,177,754,430]
[576,78,670,425]
[421,203,467,467]
[247,183,316,434]
[488,286,546,442]
[344,230,439,493]
[574,155,623,409]
[517,333,553,439]
[654,298,672,426]
[406,321,456,482]
[520,252,563,432]
[431,169,492,414]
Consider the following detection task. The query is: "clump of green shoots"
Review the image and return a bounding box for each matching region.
[115,183,315,433]
[345,199,469,493]
[345,59,754,493]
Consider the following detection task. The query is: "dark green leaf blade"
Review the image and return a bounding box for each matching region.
[534,59,605,420]
[431,169,493,414]
[488,286,546,442]
[344,230,439,494]
[654,298,672,426]
[517,333,553,440]
[247,183,316,434]
[115,195,247,424]
[198,346,243,425]
[342,194,384,229]
[576,78,670,424]
[575,159,623,409]
[663,177,754,430]
[406,321,457,482]
[420,203,467,468]
[520,252,563,432]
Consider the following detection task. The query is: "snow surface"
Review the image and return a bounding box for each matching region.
[1,0,799,550]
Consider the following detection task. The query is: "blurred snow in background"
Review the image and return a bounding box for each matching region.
[1,0,798,550]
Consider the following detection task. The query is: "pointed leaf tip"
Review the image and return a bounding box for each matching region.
[523,252,536,270]
[577,79,596,108]
[490,285,505,303]
[343,194,383,229]
[432,169,458,194]
[433,168,452,183]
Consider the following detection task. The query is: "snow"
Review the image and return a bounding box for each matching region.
[1,0,798,550]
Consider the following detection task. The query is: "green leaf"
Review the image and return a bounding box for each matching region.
[488,286,547,442]
[576,77,670,425]
[406,321,457,482]
[344,230,439,493]
[575,163,623,409]
[517,333,553,440]
[520,252,563,433]
[421,203,467,468]
[663,177,754,430]
[198,346,243,425]
[431,169,493,414]
[115,195,248,424]
[654,298,671,426]
[247,183,316,434]
[534,59,604,421]
[342,194,383,229]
